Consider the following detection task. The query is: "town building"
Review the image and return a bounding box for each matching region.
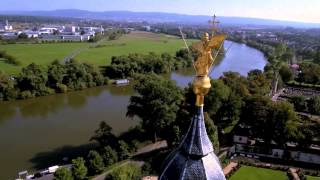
[0,20,13,32]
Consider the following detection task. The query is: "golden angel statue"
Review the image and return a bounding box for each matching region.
[192,32,226,76]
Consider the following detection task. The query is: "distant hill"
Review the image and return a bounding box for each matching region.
[1,9,319,28]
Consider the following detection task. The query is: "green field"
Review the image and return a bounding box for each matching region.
[307,176,320,180]
[229,166,287,180]
[0,31,195,74]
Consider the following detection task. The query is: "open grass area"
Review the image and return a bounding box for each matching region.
[0,31,195,74]
[75,31,194,65]
[0,42,87,74]
[229,165,287,180]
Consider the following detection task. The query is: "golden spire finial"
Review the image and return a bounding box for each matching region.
[208,14,220,36]
[192,15,225,106]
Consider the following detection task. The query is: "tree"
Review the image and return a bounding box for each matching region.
[47,60,66,88]
[270,101,302,145]
[0,70,17,101]
[90,121,117,147]
[204,113,220,153]
[54,167,73,180]
[205,79,231,116]
[127,74,183,143]
[17,63,53,97]
[268,60,282,95]
[240,95,272,141]
[87,150,104,175]
[290,96,306,112]
[308,96,320,115]
[247,69,271,96]
[105,163,141,180]
[117,140,131,160]
[279,65,294,83]
[71,157,87,180]
[101,146,118,167]
[297,62,320,84]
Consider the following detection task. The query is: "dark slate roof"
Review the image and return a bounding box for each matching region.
[159,106,225,180]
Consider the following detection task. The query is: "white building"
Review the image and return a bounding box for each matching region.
[64,26,77,34]
[39,27,58,35]
[81,26,104,34]
[0,20,13,32]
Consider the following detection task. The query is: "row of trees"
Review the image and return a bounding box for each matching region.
[0,60,107,101]
[105,49,194,79]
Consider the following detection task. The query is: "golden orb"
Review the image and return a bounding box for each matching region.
[193,75,211,106]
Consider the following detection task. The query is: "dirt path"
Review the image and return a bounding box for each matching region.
[93,141,167,180]
[223,162,238,176]
[134,140,167,156]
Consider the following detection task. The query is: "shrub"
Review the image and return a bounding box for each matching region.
[19,90,34,99]
[56,83,68,93]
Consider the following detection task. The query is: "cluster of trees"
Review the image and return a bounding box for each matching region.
[127,74,223,150]
[0,60,108,101]
[0,50,21,65]
[296,62,320,85]
[105,49,194,79]
[127,71,317,151]
[54,121,141,180]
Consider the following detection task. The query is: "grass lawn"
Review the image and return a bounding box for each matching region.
[307,176,320,180]
[229,165,287,180]
[75,31,195,65]
[0,31,196,75]
[0,42,87,74]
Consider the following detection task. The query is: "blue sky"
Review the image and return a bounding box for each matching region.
[0,0,319,23]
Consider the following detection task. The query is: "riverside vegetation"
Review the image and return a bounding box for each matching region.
[0,48,193,101]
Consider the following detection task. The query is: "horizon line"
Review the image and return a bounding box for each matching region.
[0,8,319,25]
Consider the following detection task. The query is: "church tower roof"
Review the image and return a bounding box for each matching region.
[159,106,225,180]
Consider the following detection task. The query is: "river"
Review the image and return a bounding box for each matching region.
[0,41,267,179]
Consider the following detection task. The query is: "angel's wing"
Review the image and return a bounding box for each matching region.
[208,34,226,49]
[191,41,204,52]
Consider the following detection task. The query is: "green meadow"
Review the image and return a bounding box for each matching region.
[307,176,320,180]
[229,166,287,180]
[0,31,195,74]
